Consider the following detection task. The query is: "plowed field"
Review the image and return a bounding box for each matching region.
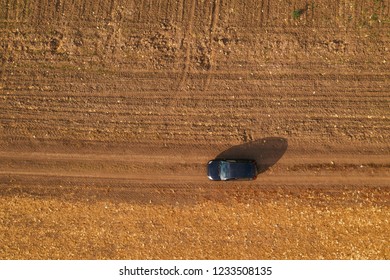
[0,0,389,259]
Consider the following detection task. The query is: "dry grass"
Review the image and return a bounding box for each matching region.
[1,192,388,260]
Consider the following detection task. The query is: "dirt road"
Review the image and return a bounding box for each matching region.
[0,0,389,259]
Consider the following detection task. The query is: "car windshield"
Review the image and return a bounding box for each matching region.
[219,161,230,180]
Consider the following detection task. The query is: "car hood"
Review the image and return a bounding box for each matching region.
[207,160,221,180]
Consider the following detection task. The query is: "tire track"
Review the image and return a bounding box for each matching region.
[203,0,220,90]
[177,0,196,90]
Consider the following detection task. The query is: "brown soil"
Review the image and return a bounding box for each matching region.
[0,0,389,259]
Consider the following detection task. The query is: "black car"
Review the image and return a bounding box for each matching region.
[207,159,258,181]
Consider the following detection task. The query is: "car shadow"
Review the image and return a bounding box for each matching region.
[215,137,288,174]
